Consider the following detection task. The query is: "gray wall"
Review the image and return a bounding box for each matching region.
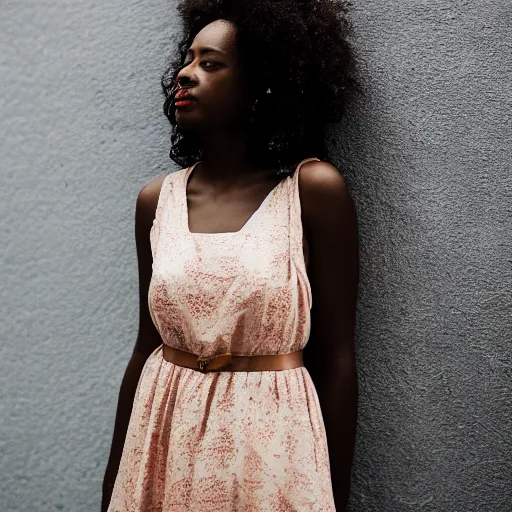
[338,2,512,511]
[1,1,510,511]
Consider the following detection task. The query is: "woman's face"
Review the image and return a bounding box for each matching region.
[173,19,251,133]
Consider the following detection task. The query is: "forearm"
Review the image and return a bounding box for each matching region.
[101,352,148,512]
[310,354,358,511]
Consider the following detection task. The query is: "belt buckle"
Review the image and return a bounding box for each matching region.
[196,353,233,373]
[197,358,209,373]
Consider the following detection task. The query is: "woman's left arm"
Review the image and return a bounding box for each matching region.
[300,161,360,511]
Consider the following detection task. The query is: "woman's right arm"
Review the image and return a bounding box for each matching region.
[101,176,166,512]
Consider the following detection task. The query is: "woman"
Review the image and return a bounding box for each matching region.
[103,0,360,510]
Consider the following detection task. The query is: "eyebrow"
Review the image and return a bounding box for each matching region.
[185,46,226,56]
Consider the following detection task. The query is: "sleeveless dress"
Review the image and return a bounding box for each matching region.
[107,157,336,511]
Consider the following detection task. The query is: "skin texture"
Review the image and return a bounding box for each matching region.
[103,18,359,512]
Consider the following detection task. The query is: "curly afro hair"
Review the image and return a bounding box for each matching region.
[161,0,359,175]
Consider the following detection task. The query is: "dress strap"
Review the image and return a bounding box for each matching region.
[289,157,321,247]
[289,157,320,308]
[150,172,174,261]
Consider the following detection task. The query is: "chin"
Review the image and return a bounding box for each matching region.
[176,114,201,131]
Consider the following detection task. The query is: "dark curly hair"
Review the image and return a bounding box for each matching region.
[161,0,359,175]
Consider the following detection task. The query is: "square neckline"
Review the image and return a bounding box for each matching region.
[182,161,286,236]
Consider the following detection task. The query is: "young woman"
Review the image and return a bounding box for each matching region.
[103,1,360,510]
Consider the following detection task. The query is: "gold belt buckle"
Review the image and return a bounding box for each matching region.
[196,353,233,373]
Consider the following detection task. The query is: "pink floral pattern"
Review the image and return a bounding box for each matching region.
[108,158,336,511]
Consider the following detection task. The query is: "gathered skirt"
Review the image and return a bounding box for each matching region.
[107,344,335,511]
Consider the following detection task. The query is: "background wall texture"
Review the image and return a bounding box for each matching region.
[1,1,510,511]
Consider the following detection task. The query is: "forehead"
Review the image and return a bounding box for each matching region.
[188,19,237,58]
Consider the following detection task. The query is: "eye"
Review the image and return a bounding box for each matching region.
[180,60,218,70]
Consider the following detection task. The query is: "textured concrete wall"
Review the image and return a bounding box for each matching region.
[339,2,512,511]
[1,1,510,511]
[1,1,181,511]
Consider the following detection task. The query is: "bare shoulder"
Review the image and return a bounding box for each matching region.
[299,160,347,191]
[297,159,356,239]
[136,175,167,229]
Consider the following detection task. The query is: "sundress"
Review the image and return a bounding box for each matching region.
[107,157,336,511]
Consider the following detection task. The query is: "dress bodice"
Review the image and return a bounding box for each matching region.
[148,158,319,358]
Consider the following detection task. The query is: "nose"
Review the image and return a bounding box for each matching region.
[175,60,197,87]
[168,74,194,98]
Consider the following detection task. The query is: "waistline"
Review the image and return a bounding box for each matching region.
[162,344,304,373]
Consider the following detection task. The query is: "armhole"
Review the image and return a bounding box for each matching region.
[150,174,170,261]
[291,157,320,309]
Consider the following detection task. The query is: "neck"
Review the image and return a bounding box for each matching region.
[195,127,257,182]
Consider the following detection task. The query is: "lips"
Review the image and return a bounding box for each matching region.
[174,90,197,103]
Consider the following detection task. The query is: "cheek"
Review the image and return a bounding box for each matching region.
[222,92,250,120]
[212,76,249,112]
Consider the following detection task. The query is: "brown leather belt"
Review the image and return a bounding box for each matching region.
[162,344,304,373]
